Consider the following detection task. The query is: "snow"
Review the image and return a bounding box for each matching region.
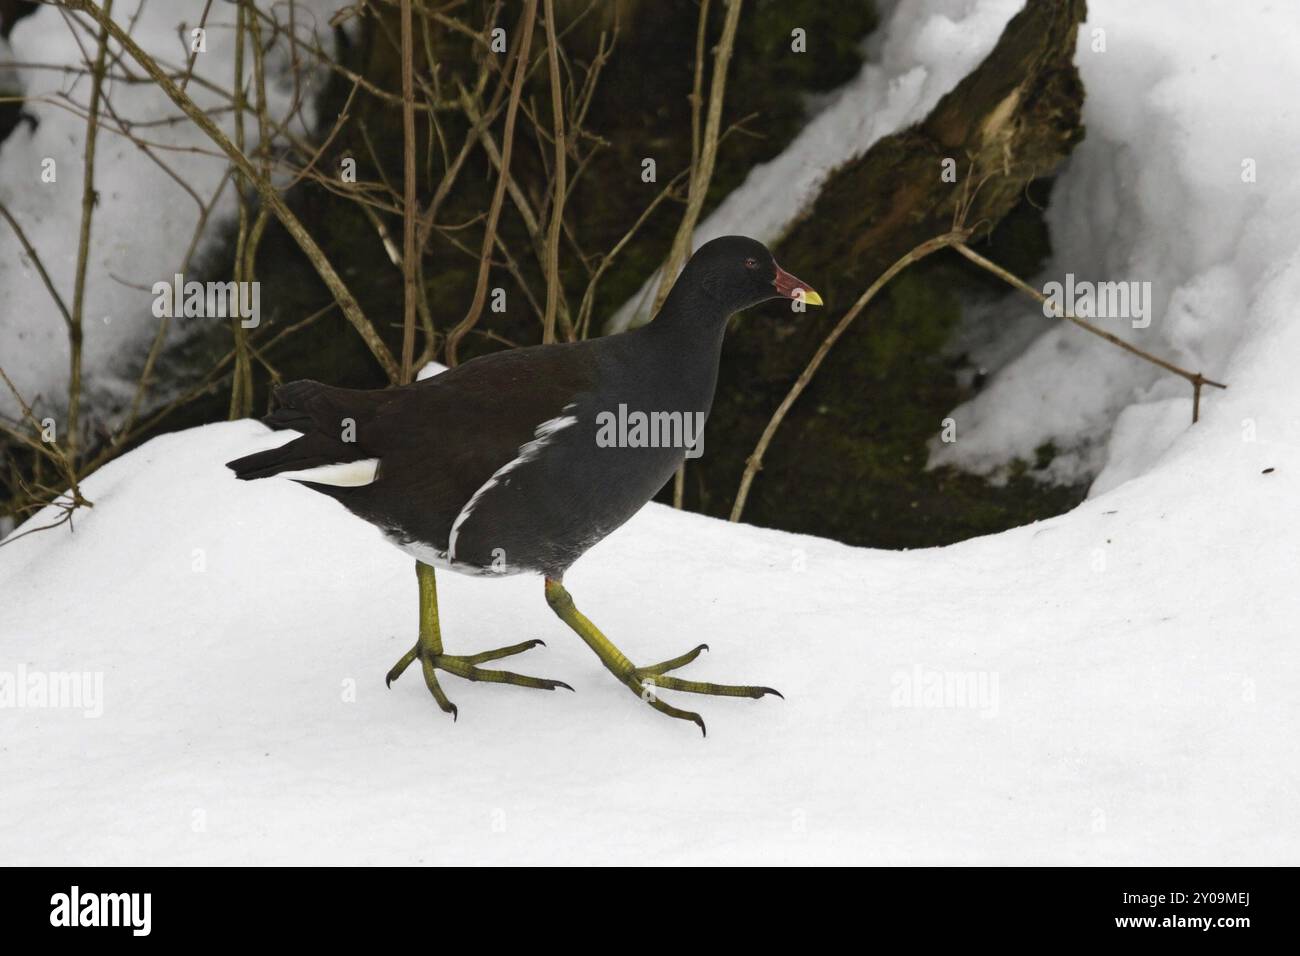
[2,394,1295,864]
[606,0,1026,332]
[930,0,1300,490]
[3,0,1298,865]
[0,0,348,423]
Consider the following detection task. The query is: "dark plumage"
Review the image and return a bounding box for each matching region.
[226,236,821,732]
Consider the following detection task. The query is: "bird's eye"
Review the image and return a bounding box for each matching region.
[744,257,758,270]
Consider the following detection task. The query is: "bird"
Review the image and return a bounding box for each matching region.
[226,235,822,733]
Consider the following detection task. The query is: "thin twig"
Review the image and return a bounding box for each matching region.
[951,243,1226,429]
[0,201,74,328]
[951,242,1227,397]
[444,0,538,365]
[730,228,1230,522]
[541,0,569,343]
[229,0,253,419]
[730,230,969,522]
[689,0,709,169]
[66,0,115,473]
[652,0,742,314]
[177,0,214,93]
[399,0,419,384]
[666,0,733,505]
[62,0,402,383]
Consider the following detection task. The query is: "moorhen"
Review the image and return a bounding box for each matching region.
[227,235,821,733]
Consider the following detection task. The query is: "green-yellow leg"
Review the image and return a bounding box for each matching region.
[386,561,572,720]
[544,577,780,736]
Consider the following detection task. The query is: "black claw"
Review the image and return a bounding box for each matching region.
[699,644,710,653]
[534,639,547,648]
[449,705,459,722]
[762,687,784,700]
[695,716,707,737]
[385,676,393,689]
[555,681,575,692]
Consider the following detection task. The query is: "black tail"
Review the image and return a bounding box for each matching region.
[226,433,366,481]
[225,380,369,481]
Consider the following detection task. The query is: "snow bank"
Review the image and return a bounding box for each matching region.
[606,0,1025,332]
[0,1,347,423]
[1,407,1294,864]
[931,0,1300,491]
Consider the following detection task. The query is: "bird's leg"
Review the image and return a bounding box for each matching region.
[543,577,780,736]
[386,561,572,719]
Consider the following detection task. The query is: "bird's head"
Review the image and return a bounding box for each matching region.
[687,235,823,314]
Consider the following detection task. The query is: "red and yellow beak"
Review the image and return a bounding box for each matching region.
[773,263,823,306]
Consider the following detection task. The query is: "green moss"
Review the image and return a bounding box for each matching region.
[670,192,1088,549]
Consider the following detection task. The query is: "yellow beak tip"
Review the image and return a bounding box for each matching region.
[802,290,824,307]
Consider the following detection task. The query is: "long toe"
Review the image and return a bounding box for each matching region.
[643,674,779,699]
[385,643,422,687]
[641,693,707,736]
[461,638,548,666]
[433,654,573,693]
[456,664,574,692]
[419,654,459,718]
[639,643,710,676]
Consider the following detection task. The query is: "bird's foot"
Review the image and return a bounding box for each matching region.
[625,644,783,736]
[385,638,573,720]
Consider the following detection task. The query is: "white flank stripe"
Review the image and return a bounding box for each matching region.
[278,458,380,487]
[448,408,578,560]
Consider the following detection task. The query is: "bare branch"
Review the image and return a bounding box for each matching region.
[652,0,743,314]
[59,0,401,382]
[67,0,115,467]
[731,231,970,522]
[541,0,569,343]
[950,242,1228,402]
[400,0,419,384]
[444,0,538,366]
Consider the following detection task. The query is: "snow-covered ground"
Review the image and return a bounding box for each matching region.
[1,409,1292,865]
[3,0,1298,865]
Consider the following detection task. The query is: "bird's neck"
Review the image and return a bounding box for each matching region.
[639,285,730,416]
[646,280,729,345]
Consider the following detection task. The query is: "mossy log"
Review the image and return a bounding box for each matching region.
[690,0,1089,547]
[779,0,1085,279]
